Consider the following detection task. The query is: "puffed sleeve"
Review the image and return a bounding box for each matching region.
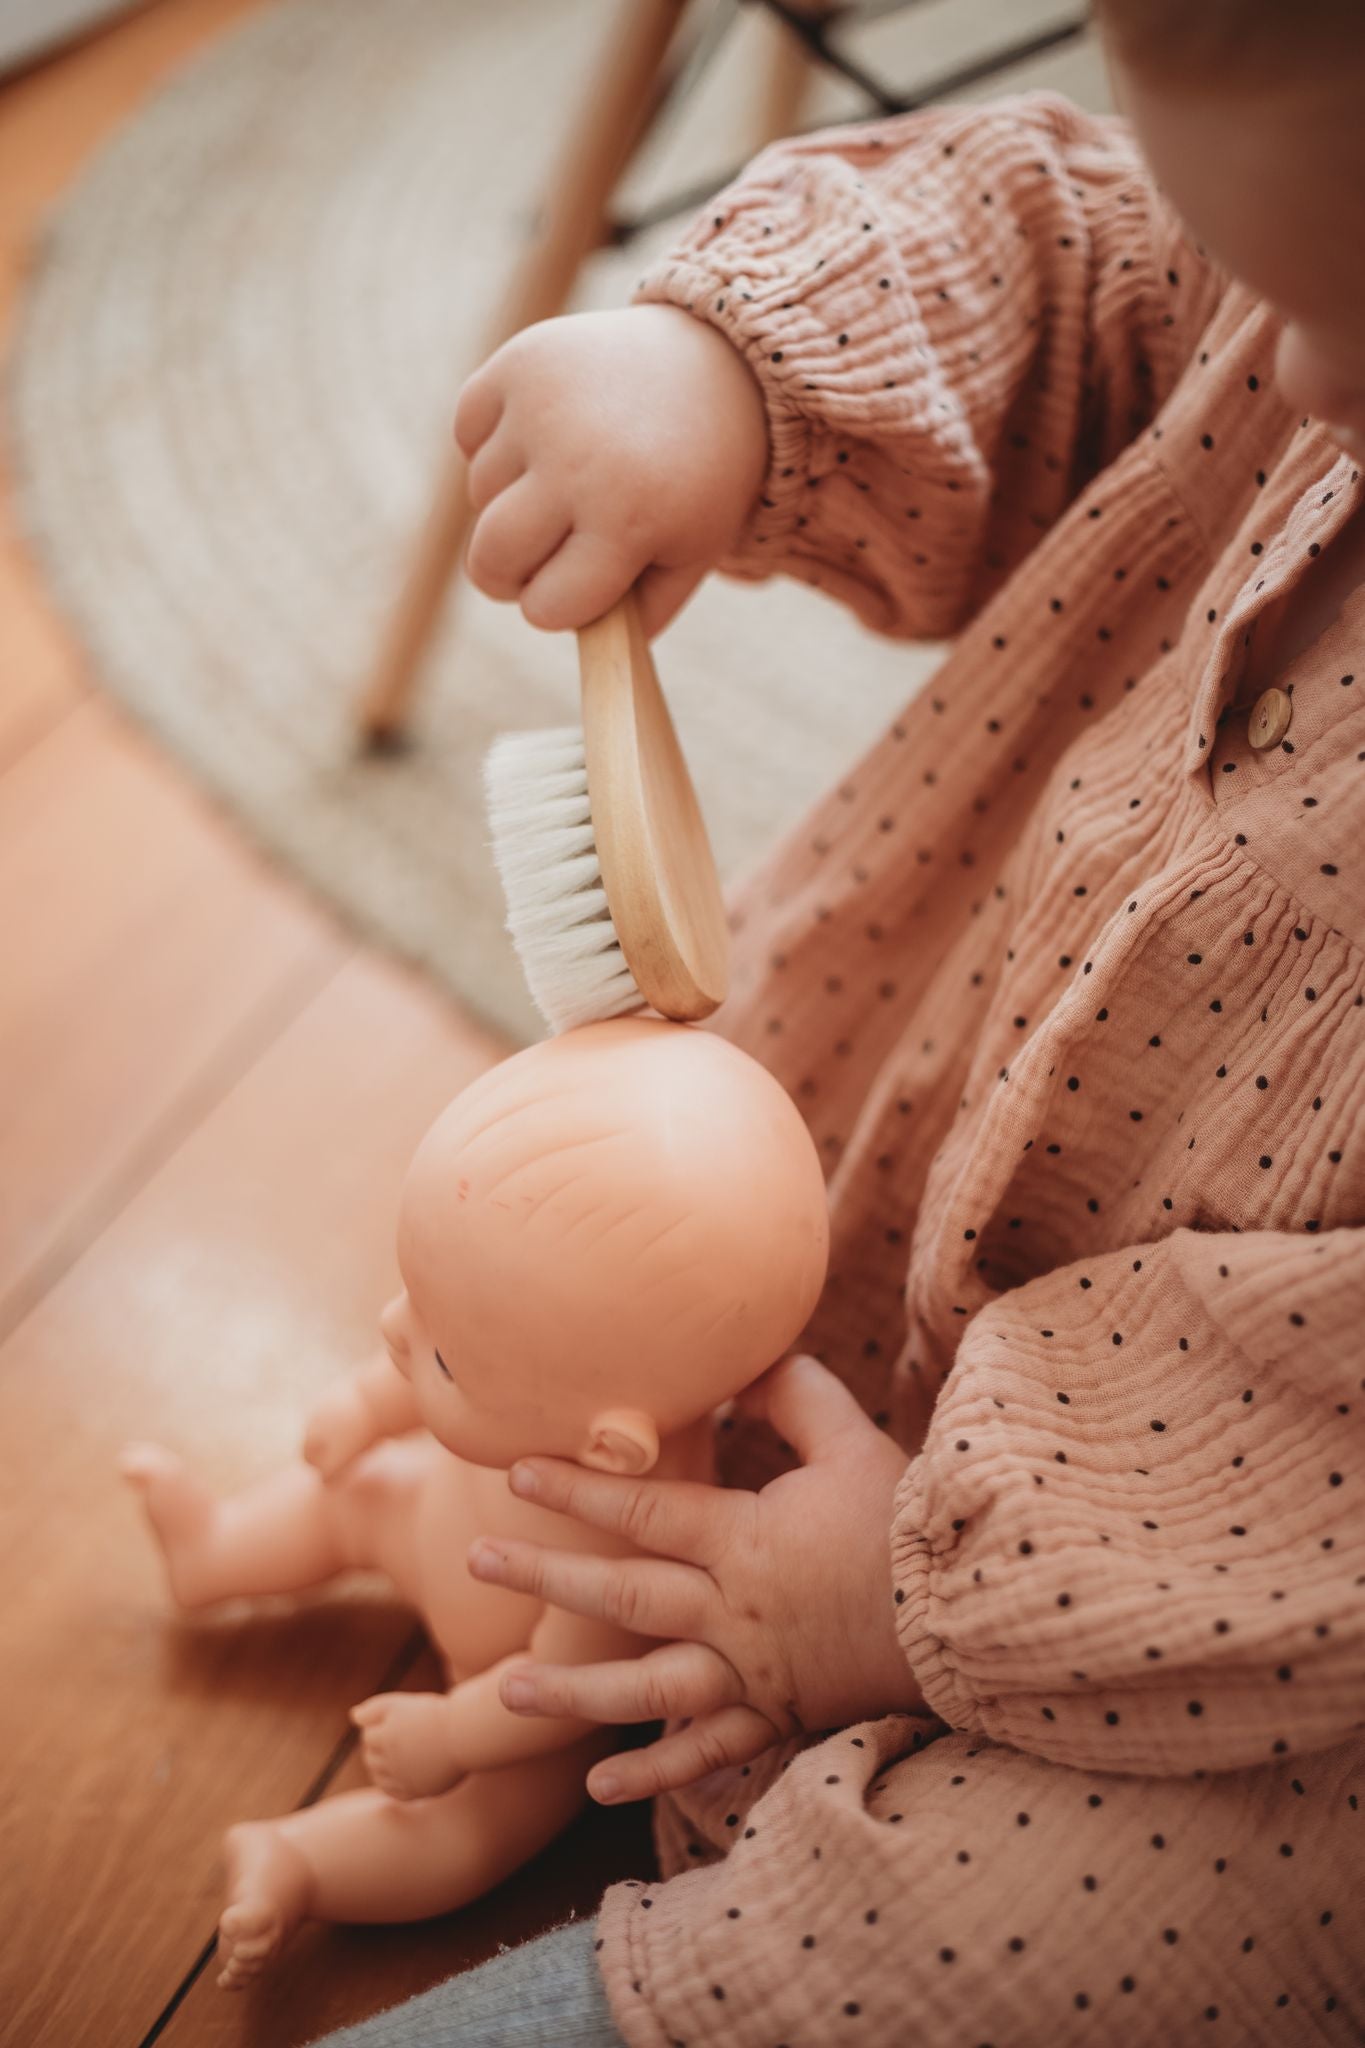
[891,1226,1365,1773]
[633,92,1226,637]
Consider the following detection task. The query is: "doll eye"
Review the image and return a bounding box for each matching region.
[434,1348,453,1382]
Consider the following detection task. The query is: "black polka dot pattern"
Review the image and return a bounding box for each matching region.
[596,91,1365,2048]
[602,1718,1364,2042]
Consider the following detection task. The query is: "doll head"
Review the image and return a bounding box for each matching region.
[381,1017,829,1472]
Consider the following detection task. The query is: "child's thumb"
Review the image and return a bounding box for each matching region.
[737,1353,871,1464]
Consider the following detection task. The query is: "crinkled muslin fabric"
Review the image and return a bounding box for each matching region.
[593,96,1365,2047]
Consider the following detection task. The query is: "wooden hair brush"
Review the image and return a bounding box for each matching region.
[485,591,730,1034]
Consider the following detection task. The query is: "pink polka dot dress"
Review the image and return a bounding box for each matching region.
[594,94,1364,2046]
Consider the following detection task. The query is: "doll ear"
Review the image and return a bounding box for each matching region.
[580,1409,659,1477]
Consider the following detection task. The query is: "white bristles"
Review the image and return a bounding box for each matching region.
[484,727,644,1034]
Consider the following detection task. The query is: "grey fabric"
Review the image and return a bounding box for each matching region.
[311,1918,624,2047]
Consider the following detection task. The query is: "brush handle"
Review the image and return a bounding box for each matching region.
[577,592,729,1022]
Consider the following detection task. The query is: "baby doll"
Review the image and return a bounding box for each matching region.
[121,1016,828,1987]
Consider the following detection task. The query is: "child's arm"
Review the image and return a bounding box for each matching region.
[458,1237,1364,1797]
[633,95,1228,639]
[301,1353,422,1479]
[893,1226,1365,1772]
[350,1603,644,1799]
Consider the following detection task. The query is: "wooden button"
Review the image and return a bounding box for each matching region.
[1248,687,1292,750]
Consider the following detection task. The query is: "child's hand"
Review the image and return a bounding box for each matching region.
[454,306,769,637]
[350,1691,464,1801]
[467,1356,920,1802]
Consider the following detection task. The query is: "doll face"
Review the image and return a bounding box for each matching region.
[380,1286,585,1469]
[383,1017,830,1470]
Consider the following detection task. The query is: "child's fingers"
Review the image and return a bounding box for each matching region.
[468,1535,712,1641]
[519,529,644,633]
[453,368,503,459]
[465,478,572,604]
[586,1704,775,1804]
[500,1640,739,1726]
[635,561,705,638]
[507,1456,738,1566]
[466,429,525,514]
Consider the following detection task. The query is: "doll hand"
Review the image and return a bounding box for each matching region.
[454,306,769,638]
[302,1385,374,1480]
[470,1357,921,1803]
[350,1691,463,1801]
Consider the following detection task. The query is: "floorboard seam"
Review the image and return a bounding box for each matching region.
[0,942,349,1349]
[134,1625,427,2046]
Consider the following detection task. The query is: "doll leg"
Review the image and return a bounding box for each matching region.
[217,1741,596,1987]
[120,1441,418,1610]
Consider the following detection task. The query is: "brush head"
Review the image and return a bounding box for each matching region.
[484,725,645,1035]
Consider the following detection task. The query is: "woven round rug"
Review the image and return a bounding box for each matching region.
[10,0,939,1043]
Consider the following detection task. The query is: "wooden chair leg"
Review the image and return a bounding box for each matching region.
[357,0,696,749]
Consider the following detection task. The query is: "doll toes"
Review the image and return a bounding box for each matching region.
[217,1899,287,1987]
[218,1820,309,1986]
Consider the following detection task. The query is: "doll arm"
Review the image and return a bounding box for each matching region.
[634,95,1227,637]
[302,1353,421,1480]
[892,1226,1365,1774]
[455,1603,645,1769]
[352,1603,646,1800]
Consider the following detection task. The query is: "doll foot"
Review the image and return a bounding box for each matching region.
[217,1823,311,1989]
[119,1442,222,1608]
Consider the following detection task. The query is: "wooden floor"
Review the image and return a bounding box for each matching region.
[0,6,653,2043]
